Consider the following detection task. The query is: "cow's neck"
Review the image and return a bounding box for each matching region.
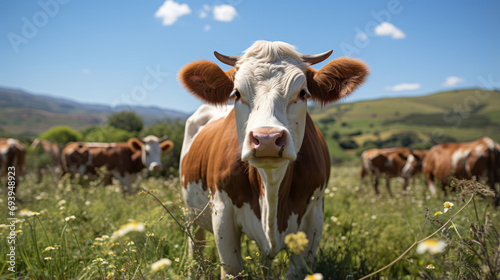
[130,150,145,173]
[257,163,289,253]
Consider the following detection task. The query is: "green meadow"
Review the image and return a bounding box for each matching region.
[1,165,498,279]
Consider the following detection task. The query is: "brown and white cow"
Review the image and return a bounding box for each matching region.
[31,138,60,166]
[360,148,427,196]
[1,138,26,194]
[61,136,173,193]
[422,137,499,198]
[178,41,368,278]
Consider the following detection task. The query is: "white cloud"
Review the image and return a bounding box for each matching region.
[213,5,237,22]
[204,25,211,31]
[385,83,421,91]
[442,76,464,86]
[374,22,405,39]
[82,68,91,74]
[202,4,210,11]
[199,11,208,18]
[155,0,191,26]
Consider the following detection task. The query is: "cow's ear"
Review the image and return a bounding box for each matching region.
[178,61,235,105]
[160,140,174,154]
[128,138,143,152]
[307,58,369,105]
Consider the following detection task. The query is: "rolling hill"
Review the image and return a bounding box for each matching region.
[309,88,500,161]
[1,87,498,158]
[0,87,189,137]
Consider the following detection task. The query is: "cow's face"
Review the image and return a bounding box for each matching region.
[179,41,368,169]
[231,54,310,168]
[401,151,426,177]
[128,136,174,171]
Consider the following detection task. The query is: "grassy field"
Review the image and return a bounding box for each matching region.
[309,89,500,161]
[1,164,499,279]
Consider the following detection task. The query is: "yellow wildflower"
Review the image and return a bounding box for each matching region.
[284,231,309,255]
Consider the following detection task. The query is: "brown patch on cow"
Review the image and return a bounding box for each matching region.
[277,116,330,232]
[0,138,26,194]
[181,110,330,232]
[61,142,143,177]
[307,58,369,105]
[423,137,499,193]
[178,61,236,105]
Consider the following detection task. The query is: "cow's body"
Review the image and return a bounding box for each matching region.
[422,137,499,197]
[360,148,426,196]
[178,41,368,278]
[61,136,173,193]
[0,138,26,194]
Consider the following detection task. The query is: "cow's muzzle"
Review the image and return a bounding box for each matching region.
[249,128,286,158]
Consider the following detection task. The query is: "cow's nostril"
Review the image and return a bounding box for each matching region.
[250,132,260,146]
[275,133,285,147]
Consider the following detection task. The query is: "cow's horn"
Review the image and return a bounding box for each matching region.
[159,135,169,142]
[214,51,240,66]
[302,50,333,65]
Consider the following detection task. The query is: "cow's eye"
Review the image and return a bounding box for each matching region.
[299,89,309,100]
[230,90,241,101]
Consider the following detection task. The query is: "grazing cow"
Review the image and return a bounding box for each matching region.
[360,148,427,196]
[31,139,60,166]
[422,137,499,198]
[61,136,173,193]
[0,138,26,194]
[31,138,61,178]
[178,41,368,277]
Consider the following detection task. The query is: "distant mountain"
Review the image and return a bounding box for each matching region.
[0,87,189,137]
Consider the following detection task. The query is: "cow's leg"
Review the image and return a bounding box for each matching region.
[288,202,324,279]
[426,173,437,196]
[211,196,243,278]
[189,227,206,258]
[402,177,409,195]
[441,180,448,197]
[372,174,380,195]
[385,175,393,197]
[113,172,136,194]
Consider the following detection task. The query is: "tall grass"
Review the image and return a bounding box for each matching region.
[1,165,498,279]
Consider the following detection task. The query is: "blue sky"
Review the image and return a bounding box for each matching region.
[1,0,498,113]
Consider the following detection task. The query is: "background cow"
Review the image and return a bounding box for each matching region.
[179,41,368,278]
[360,148,427,196]
[0,138,26,194]
[31,138,61,179]
[422,137,499,200]
[61,135,173,193]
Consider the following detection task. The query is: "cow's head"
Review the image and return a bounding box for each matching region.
[179,41,368,169]
[128,135,174,171]
[401,150,427,177]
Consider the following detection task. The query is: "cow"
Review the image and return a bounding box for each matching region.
[360,148,427,196]
[31,138,60,166]
[178,41,368,278]
[60,136,173,193]
[422,137,499,199]
[31,138,61,178]
[0,138,26,194]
